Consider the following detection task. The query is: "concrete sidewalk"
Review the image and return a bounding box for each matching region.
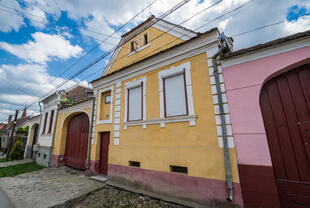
[0,159,33,168]
[0,167,104,208]
[0,187,14,208]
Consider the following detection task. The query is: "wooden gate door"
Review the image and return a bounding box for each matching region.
[31,124,38,158]
[260,63,310,208]
[99,132,110,175]
[65,113,89,169]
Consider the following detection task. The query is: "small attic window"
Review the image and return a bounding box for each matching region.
[143,32,149,45]
[130,40,137,53]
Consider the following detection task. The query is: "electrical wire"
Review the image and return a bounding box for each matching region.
[17,0,190,111]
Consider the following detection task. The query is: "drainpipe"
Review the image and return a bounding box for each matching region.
[48,91,60,167]
[86,96,96,170]
[212,33,233,201]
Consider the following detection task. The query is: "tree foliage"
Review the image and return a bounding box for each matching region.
[9,140,23,160]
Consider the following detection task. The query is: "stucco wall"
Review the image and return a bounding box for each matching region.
[94,53,240,182]
[222,46,310,166]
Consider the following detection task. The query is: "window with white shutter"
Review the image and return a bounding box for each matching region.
[164,73,188,117]
[128,84,143,121]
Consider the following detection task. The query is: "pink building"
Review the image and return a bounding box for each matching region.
[221,30,310,208]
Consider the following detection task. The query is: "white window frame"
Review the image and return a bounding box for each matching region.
[128,32,151,56]
[158,61,196,126]
[97,86,114,124]
[124,77,147,128]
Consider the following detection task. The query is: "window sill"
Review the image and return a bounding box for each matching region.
[123,114,197,129]
[128,44,151,56]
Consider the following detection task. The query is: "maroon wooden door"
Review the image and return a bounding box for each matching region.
[99,132,110,175]
[260,63,310,208]
[31,124,39,158]
[65,113,89,170]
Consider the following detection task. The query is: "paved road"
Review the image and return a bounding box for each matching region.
[0,187,14,208]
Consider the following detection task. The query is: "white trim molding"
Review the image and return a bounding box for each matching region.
[96,86,114,125]
[123,115,197,128]
[158,61,196,126]
[124,77,147,130]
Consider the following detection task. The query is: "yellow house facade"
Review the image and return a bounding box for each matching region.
[89,16,242,206]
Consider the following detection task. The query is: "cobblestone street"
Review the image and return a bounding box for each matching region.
[70,185,187,208]
[0,167,104,208]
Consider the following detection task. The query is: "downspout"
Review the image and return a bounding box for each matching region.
[86,96,96,170]
[212,38,233,201]
[48,91,60,167]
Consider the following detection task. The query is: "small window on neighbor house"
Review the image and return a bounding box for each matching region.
[170,165,188,174]
[38,153,41,157]
[48,110,54,134]
[143,33,148,45]
[163,72,188,117]
[129,161,140,167]
[100,91,111,120]
[42,112,48,134]
[127,83,143,121]
[43,154,47,159]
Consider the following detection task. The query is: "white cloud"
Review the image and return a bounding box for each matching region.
[283,15,310,34]
[0,63,88,121]
[0,0,25,32]
[0,32,83,64]
[25,6,48,28]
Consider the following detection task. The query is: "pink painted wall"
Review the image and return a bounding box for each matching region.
[222,46,310,166]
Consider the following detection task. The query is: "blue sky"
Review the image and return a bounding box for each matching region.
[0,0,309,122]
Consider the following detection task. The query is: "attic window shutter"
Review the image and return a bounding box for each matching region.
[48,110,54,133]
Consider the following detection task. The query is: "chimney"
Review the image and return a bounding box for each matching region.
[21,107,27,118]
[8,115,12,125]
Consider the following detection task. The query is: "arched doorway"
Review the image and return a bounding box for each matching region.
[64,113,90,169]
[260,63,310,207]
[30,124,39,158]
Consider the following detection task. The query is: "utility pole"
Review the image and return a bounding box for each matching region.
[6,110,18,161]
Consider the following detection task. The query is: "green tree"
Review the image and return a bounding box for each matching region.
[9,140,23,160]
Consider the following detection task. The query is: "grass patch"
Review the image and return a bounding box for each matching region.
[0,158,6,163]
[0,162,43,178]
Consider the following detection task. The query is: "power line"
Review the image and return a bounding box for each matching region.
[14,0,160,102]
[0,75,37,96]
[26,0,253,110]
[86,0,256,81]
[18,0,185,111]
[231,12,310,37]
[0,7,122,47]
[0,3,121,40]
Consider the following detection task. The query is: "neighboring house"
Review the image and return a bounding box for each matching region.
[51,89,94,168]
[24,115,40,159]
[0,108,30,156]
[35,85,93,167]
[35,91,60,166]
[83,16,240,206]
[221,30,310,208]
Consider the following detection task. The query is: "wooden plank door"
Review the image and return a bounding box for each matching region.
[65,113,89,169]
[99,132,110,175]
[260,63,310,208]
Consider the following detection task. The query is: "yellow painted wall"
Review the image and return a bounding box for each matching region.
[99,91,111,120]
[90,84,116,161]
[94,53,240,183]
[108,26,184,74]
[52,104,92,156]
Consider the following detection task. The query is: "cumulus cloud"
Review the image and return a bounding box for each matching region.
[0,32,83,64]
[0,63,89,121]
[0,0,25,32]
